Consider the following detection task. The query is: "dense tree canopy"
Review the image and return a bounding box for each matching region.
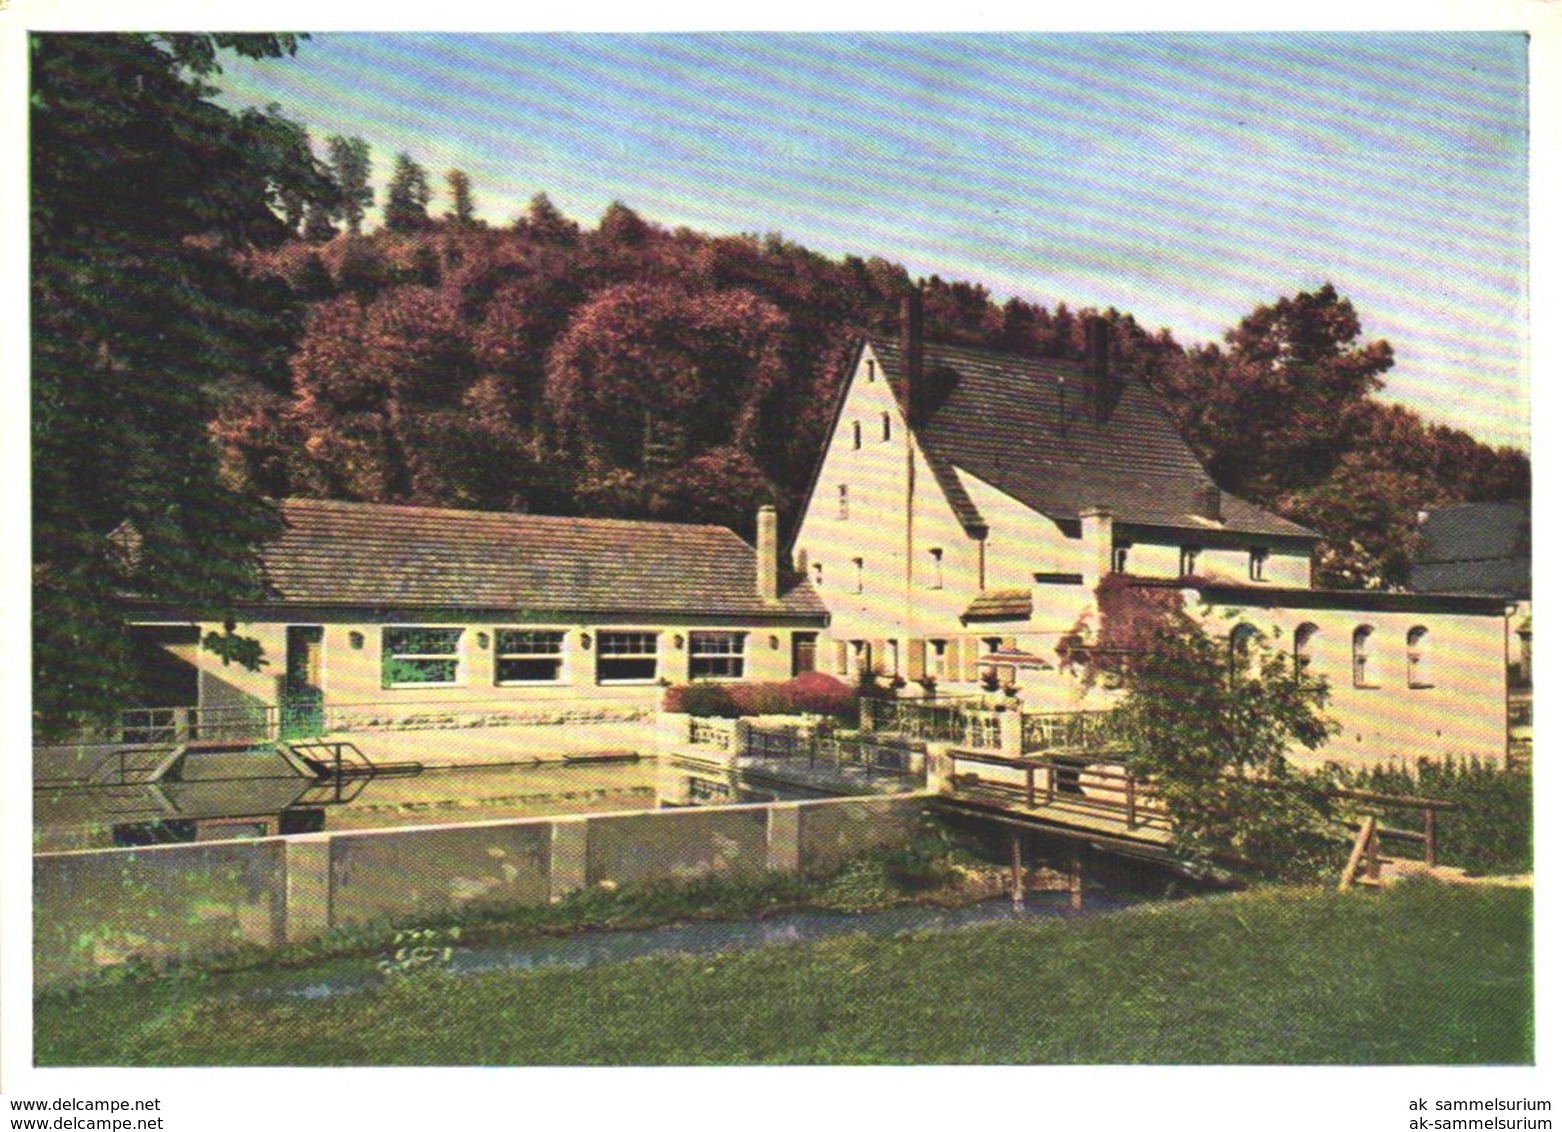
[384,152,432,232]
[325,135,373,236]
[31,32,334,735]
[1152,283,1528,587]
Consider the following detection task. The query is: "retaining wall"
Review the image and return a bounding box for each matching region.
[35,794,922,986]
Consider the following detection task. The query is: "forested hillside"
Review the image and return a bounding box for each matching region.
[31,34,1527,732]
[227,193,1528,589]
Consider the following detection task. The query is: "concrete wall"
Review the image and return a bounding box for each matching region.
[35,795,923,986]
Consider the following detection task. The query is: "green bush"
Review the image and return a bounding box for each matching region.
[1332,756,1531,875]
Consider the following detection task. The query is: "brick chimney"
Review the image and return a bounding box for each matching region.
[1083,316,1119,422]
[900,287,925,425]
[756,504,779,603]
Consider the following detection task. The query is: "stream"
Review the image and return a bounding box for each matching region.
[263,890,1140,1003]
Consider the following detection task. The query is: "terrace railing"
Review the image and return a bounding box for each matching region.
[117,704,279,746]
[861,696,1004,750]
[1020,710,1124,754]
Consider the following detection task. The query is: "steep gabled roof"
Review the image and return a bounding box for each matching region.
[1410,501,1530,598]
[870,337,1315,542]
[253,499,827,620]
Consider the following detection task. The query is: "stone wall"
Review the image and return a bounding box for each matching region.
[35,794,923,986]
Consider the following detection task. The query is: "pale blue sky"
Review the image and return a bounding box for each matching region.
[217,32,1530,450]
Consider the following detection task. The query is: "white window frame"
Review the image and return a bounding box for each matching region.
[1111,543,1131,574]
[494,628,567,686]
[1179,546,1201,577]
[929,638,949,679]
[382,625,464,688]
[689,630,747,680]
[928,547,944,589]
[1352,625,1378,689]
[852,556,865,593]
[837,484,849,520]
[596,630,660,685]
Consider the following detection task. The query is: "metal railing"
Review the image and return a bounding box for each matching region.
[861,696,1004,750]
[117,704,280,745]
[1019,710,1122,754]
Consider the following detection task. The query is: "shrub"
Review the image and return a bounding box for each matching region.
[664,681,737,718]
[727,682,792,716]
[662,673,856,719]
[783,672,855,718]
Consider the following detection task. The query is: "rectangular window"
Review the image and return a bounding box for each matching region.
[838,485,849,519]
[853,556,865,593]
[1249,548,1268,581]
[1179,546,1201,577]
[928,547,944,589]
[597,631,658,683]
[1111,544,1131,573]
[495,629,565,684]
[382,626,462,687]
[690,631,746,679]
[812,561,824,586]
[930,639,948,679]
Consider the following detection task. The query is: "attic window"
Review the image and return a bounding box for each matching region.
[881,412,892,441]
[928,547,944,589]
[866,359,876,381]
[852,421,862,450]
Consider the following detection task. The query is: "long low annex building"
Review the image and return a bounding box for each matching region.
[124,498,828,746]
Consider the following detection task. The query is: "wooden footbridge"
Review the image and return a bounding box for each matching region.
[733,699,1456,881]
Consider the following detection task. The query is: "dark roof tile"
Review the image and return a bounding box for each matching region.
[871,337,1315,541]
[258,499,827,620]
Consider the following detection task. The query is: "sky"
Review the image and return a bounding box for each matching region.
[213,31,1531,451]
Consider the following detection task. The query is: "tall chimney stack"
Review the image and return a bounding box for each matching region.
[900,287,925,425]
[1084,316,1114,421]
[756,505,779,603]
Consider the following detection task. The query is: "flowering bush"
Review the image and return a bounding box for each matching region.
[662,672,855,719]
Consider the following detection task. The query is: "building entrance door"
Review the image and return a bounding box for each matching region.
[791,632,818,677]
[282,626,324,738]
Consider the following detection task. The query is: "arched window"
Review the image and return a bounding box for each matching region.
[1352,625,1377,688]
[881,412,892,441]
[851,421,862,449]
[1294,623,1319,675]
[1229,623,1263,679]
[1407,626,1431,688]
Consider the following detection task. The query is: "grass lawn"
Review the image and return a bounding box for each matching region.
[35,879,1529,1066]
